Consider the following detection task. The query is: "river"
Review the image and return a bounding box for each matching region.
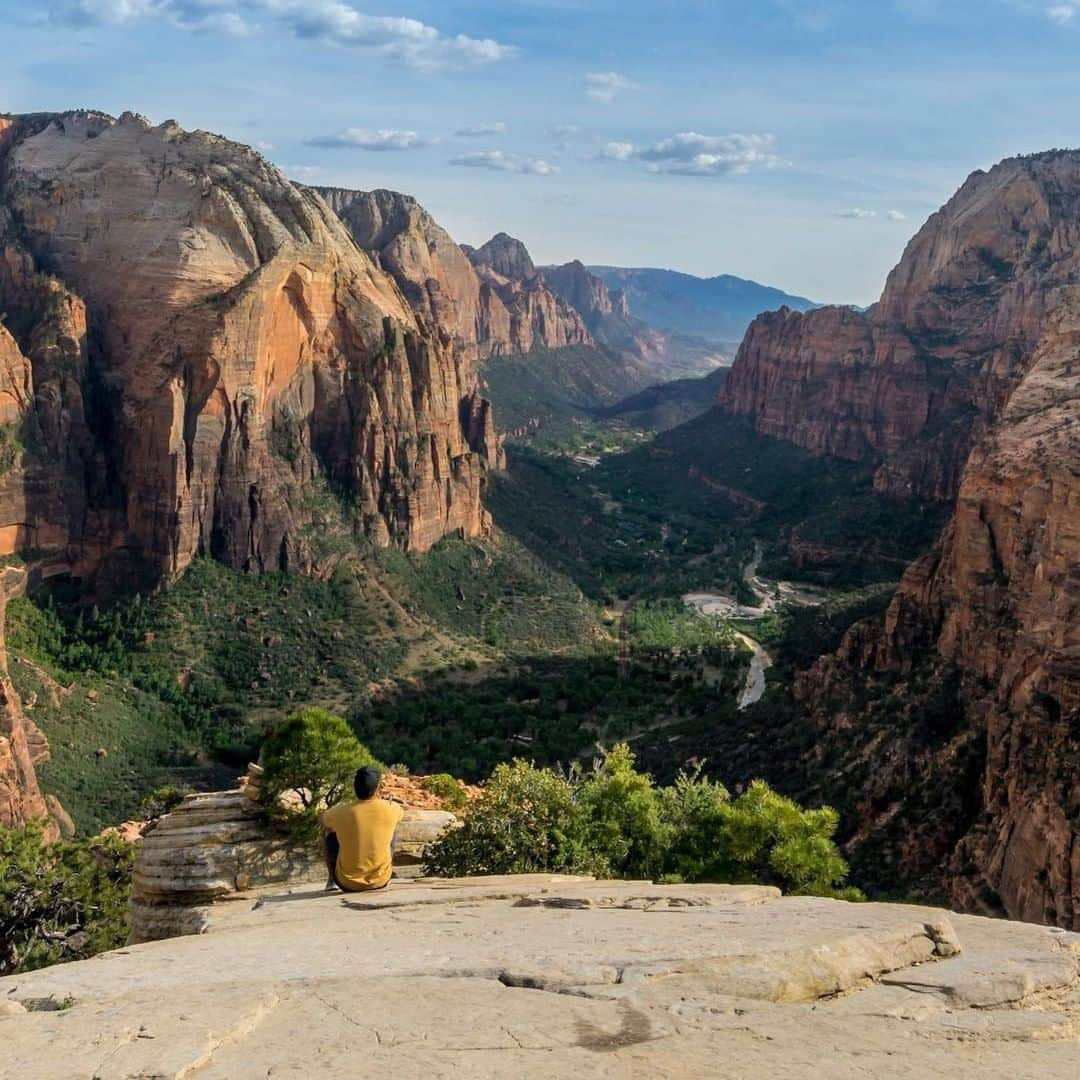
[683,543,824,710]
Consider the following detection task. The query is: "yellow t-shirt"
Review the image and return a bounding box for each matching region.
[320,798,404,890]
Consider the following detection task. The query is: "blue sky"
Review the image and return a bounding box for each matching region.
[2,2,1079,304]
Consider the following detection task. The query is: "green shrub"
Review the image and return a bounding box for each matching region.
[138,785,191,821]
[259,708,380,841]
[421,773,467,810]
[0,821,135,976]
[423,759,594,877]
[424,745,859,899]
[573,744,665,879]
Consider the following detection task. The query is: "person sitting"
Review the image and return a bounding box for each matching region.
[319,766,403,892]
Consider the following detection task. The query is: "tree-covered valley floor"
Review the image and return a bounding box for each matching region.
[8,369,949,902]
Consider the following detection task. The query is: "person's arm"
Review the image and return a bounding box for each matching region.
[390,804,404,856]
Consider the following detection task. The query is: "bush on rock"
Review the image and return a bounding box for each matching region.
[259,708,381,841]
[424,744,861,898]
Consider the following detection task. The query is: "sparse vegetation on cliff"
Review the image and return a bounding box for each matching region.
[424,744,860,899]
[6,538,602,833]
[0,822,135,976]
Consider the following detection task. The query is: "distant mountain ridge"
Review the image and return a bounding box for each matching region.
[586,266,817,345]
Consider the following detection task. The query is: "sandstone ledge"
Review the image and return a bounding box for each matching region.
[3,876,1079,1078]
[127,788,458,944]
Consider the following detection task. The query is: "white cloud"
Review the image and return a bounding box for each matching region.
[584,71,638,104]
[549,124,581,139]
[449,150,558,176]
[1047,3,1078,23]
[886,209,908,221]
[56,0,249,32]
[51,1,517,68]
[600,141,635,161]
[454,122,506,137]
[286,164,322,179]
[306,128,432,151]
[837,208,876,219]
[266,1,516,69]
[632,132,778,176]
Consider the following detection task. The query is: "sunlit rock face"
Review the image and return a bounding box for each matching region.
[0,111,500,580]
[725,150,1080,926]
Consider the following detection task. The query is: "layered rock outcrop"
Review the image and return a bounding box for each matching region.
[543,258,727,381]
[0,111,500,579]
[126,786,459,943]
[542,259,631,323]
[722,152,1080,503]
[463,233,593,354]
[465,231,537,281]
[722,150,1080,927]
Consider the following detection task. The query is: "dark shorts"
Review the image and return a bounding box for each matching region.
[324,833,390,893]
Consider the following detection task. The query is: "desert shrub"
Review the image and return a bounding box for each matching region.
[573,744,665,879]
[659,774,860,897]
[424,745,859,898]
[0,821,135,976]
[423,759,593,877]
[259,708,380,841]
[422,773,467,811]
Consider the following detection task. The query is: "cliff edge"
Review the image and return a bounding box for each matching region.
[1,875,1078,1076]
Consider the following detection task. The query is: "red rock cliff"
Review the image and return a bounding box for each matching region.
[0,566,58,838]
[319,193,590,363]
[0,112,499,577]
[728,150,1080,927]
[722,153,1080,502]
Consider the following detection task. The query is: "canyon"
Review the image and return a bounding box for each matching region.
[1,108,1077,940]
[720,150,1080,928]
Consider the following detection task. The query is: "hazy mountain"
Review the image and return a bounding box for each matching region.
[587,266,817,344]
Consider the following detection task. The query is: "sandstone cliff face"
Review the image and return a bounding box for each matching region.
[463,233,592,355]
[733,151,1080,927]
[722,154,1080,502]
[323,193,590,363]
[467,232,537,281]
[0,112,499,578]
[541,260,631,323]
[0,566,57,838]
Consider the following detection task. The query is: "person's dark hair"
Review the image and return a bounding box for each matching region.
[354,766,382,800]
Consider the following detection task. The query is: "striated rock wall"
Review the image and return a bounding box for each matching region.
[0,566,58,838]
[731,150,1080,927]
[543,259,729,382]
[466,231,536,281]
[0,112,499,578]
[462,233,593,355]
[127,787,458,943]
[542,260,630,323]
[722,152,1080,503]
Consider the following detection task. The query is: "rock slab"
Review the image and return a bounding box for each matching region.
[2,877,1079,1078]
